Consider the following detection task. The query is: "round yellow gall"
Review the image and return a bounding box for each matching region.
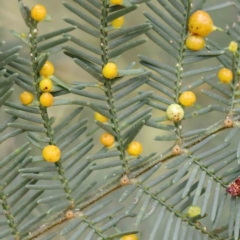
[94,112,108,123]
[188,10,215,37]
[186,35,205,51]
[218,68,233,84]
[100,133,115,147]
[166,104,184,122]
[112,16,124,28]
[42,145,61,163]
[127,141,142,157]
[20,92,34,105]
[110,0,123,5]
[120,234,138,240]
[40,61,54,77]
[187,205,201,218]
[179,91,196,107]
[102,62,118,79]
[39,78,53,92]
[31,4,47,21]
[40,92,54,107]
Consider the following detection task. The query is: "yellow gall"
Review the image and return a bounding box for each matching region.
[187,205,201,218]
[120,175,130,186]
[188,10,215,37]
[100,133,115,147]
[42,145,61,163]
[94,112,108,123]
[39,78,53,92]
[120,234,138,240]
[102,62,118,79]
[185,35,205,51]
[179,91,196,107]
[218,68,233,84]
[224,118,233,128]
[31,4,47,21]
[110,0,123,5]
[127,141,142,157]
[112,16,124,28]
[40,61,54,77]
[228,41,238,53]
[65,210,74,219]
[40,92,54,107]
[20,92,34,105]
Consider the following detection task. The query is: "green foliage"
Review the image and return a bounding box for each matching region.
[1,0,240,239]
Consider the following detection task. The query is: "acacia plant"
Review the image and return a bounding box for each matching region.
[1,0,240,239]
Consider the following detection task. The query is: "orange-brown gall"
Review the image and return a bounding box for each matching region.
[65,210,74,219]
[224,118,233,128]
[172,145,182,155]
[120,175,130,186]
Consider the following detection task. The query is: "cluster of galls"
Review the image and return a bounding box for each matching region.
[110,0,125,28]
[186,10,216,51]
[20,4,61,164]
[217,40,238,85]
[186,10,237,85]
[40,61,61,163]
[95,113,143,157]
[20,61,55,107]
[166,90,197,124]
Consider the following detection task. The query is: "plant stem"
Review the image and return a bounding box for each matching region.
[100,0,130,174]
[173,0,192,140]
[28,22,74,202]
[138,184,223,239]
[0,185,19,238]
[230,53,240,113]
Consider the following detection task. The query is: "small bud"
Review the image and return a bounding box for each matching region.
[120,175,130,186]
[172,145,182,155]
[187,205,201,218]
[228,41,238,53]
[65,210,74,219]
[20,33,27,38]
[224,118,233,128]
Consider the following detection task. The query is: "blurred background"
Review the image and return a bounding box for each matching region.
[0,0,238,239]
